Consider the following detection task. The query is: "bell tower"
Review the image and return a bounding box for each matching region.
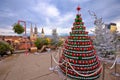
[41,28,45,38]
[30,23,34,40]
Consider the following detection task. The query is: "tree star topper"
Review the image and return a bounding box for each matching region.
[77,5,81,13]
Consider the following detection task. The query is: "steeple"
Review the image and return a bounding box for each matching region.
[34,24,37,34]
[41,28,45,38]
[41,28,44,34]
[30,23,33,34]
[30,23,34,40]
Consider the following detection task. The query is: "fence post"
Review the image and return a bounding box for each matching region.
[65,58,68,80]
[102,62,106,80]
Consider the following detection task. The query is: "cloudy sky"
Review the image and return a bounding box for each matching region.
[0,0,120,36]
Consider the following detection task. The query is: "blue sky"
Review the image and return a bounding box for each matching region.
[0,0,120,35]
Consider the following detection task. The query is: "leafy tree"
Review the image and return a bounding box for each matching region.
[13,23,24,34]
[34,38,50,49]
[0,41,14,57]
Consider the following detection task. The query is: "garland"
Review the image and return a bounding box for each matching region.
[64,53,96,60]
[66,73,100,80]
[67,40,91,43]
[64,45,94,51]
[60,58,99,68]
[60,61,102,77]
[72,29,85,31]
[64,50,95,57]
[67,36,91,40]
[64,48,94,53]
[62,56,97,64]
[71,31,88,34]
[60,63,100,73]
[70,34,88,36]
[66,44,91,48]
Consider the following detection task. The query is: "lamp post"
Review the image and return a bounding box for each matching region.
[111,52,120,77]
[18,20,28,55]
[46,48,54,71]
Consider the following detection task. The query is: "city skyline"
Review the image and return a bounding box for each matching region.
[0,0,120,35]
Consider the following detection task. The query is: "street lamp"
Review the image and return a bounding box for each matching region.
[18,20,28,55]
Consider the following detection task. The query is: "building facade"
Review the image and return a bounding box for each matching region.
[30,24,38,41]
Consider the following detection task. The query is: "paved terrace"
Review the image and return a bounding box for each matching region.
[0,51,120,80]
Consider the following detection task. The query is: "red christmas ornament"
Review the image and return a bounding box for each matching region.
[87,32,88,34]
[83,61,85,64]
[72,53,74,56]
[71,71,73,75]
[82,42,84,45]
[89,60,91,64]
[78,60,81,64]
[82,54,85,57]
[81,67,83,70]
[80,42,82,45]
[74,60,76,64]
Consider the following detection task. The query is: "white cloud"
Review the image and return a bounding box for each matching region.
[32,1,75,28]
[0,27,17,36]
[33,2,60,18]
[0,26,32,36]
[58,13,74,25]
[57,27,71,35]
[70,0,92,3]
[86,27,95,34]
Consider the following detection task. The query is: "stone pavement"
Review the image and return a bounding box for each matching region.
[0,51,120,80]
[0,52,63,80]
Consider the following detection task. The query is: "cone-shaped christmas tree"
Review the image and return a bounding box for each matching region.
[59,6,102,80]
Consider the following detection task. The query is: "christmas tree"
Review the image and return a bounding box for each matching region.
[89,11,119,56]
[59,6,102,80]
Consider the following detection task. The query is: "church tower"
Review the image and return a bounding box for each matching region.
[34,24,38,39]
[34,24,38,34]
[41,28,45,38]
[52,29,58,42]
[30,23,34,40]
[30,24,38,40]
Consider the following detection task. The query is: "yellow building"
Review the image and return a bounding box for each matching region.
[108,23,117,32]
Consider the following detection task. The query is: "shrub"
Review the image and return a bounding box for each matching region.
[0,41,14,56]
[50,39,63,47]
[34,38,50,49]
[56,40,63,47]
